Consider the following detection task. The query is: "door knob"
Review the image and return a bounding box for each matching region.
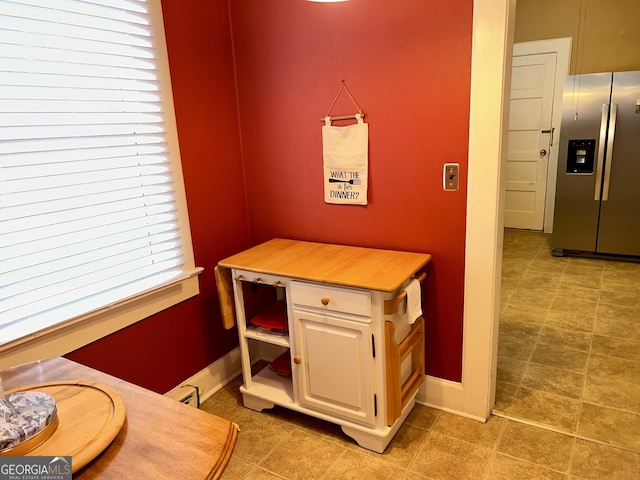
[539,149,547,156]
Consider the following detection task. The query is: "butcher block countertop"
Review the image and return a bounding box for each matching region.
[219,238,431,292]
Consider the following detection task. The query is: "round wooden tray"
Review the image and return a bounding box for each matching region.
[1,381,126,473]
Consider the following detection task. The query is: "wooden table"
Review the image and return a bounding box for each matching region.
[0,357,238,479]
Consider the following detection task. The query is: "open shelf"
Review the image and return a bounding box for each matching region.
[243,365,294,406]
[245,326,290,347]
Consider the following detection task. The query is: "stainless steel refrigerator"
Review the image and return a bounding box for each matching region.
[552,71,640,258]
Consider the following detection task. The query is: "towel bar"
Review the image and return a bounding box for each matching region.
[383,272,427,315]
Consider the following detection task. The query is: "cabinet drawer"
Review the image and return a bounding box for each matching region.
[290,281,371,317]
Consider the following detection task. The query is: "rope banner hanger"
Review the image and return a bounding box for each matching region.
[320,80,365,122]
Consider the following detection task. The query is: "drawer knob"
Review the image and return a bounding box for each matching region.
[321,297,330,306]
[252,277,261,284]
[293,356,302,365]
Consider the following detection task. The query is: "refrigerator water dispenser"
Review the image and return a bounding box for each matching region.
[566,139,595,173]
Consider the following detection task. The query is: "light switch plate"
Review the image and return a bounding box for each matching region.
[443,163,459,191]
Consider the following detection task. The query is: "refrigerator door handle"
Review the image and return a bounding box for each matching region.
[602,103,618,202]
[594,104,609,201]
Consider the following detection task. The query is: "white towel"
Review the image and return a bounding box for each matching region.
[404,279,422,324]
[322,113,368,205]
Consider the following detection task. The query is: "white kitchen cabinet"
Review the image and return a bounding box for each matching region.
[293,306,375,426]
[219,239,431,453]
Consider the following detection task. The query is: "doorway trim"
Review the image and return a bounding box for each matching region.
[513,37,572,233]
[421,0,516,420]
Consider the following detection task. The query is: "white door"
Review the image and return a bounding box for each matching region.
[293,309,375,426]
[504,53,556,230]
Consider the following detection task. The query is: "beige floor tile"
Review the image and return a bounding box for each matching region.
[503,228,522,243]
[231,411,293,464]
[598,288,640,307]
[561,272,602,290]
[597,303,640,323]
[494,382,519,411]
[497,356,528,384]
[499,320,542,339]
[322,449,405,480]
[499,277,520,293]
[521,363,584,399]
[529,254,568,274]
[511,230,550,246]
[497,333,537,361]
[501,263,526,280]
[571,438,640,480]
[544,311,595,333]
[259,430,345,480]
[583,376,640,413]
[410,433,493,480]
[530,343,589,374]
[354,423,429,468]
[503,243,539,259]
[431,412,505,449]
[507,289,555,312]
[260,406,352,447]
[549,293,598,317]
[401,472,431,480]
[497,421,573,472]
[486,454,568,480]
[593,315,640,342]
[587,354,640,385]
[405,404,440,431]
[220,457,255,480]
[538,325,592,352]
[577,402,640,451]
[590,334,640,362]
[519,271,562,291]
[211,376,246,407]
[244,468,289,480]
[200,398,252,424]
[601,266,640,287]
[501,387,580,432]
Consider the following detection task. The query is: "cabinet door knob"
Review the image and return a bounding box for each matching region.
[293,356,302,364]
[321,297,330,305]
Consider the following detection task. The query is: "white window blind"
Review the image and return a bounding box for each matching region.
[0,0,199,346]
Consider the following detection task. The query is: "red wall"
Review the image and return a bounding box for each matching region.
[66,0,251,392]
[229,0,472,381]
[67,0,473,389]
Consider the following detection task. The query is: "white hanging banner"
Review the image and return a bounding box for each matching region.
[322,113,368,205]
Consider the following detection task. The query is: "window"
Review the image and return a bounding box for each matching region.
[0,0,200,354]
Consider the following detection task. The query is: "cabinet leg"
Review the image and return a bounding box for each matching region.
[340,426,389,453]
[241,389,276,412]
[341,396,417,453]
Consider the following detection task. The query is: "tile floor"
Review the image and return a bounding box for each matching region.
[203,370,640,479]
[495,228,640,453]
[201,229,640,478]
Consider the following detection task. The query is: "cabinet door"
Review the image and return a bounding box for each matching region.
[292,309,375,426]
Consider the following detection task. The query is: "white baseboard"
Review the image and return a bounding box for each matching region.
[164,347,242,404]
[416,374,488,423]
